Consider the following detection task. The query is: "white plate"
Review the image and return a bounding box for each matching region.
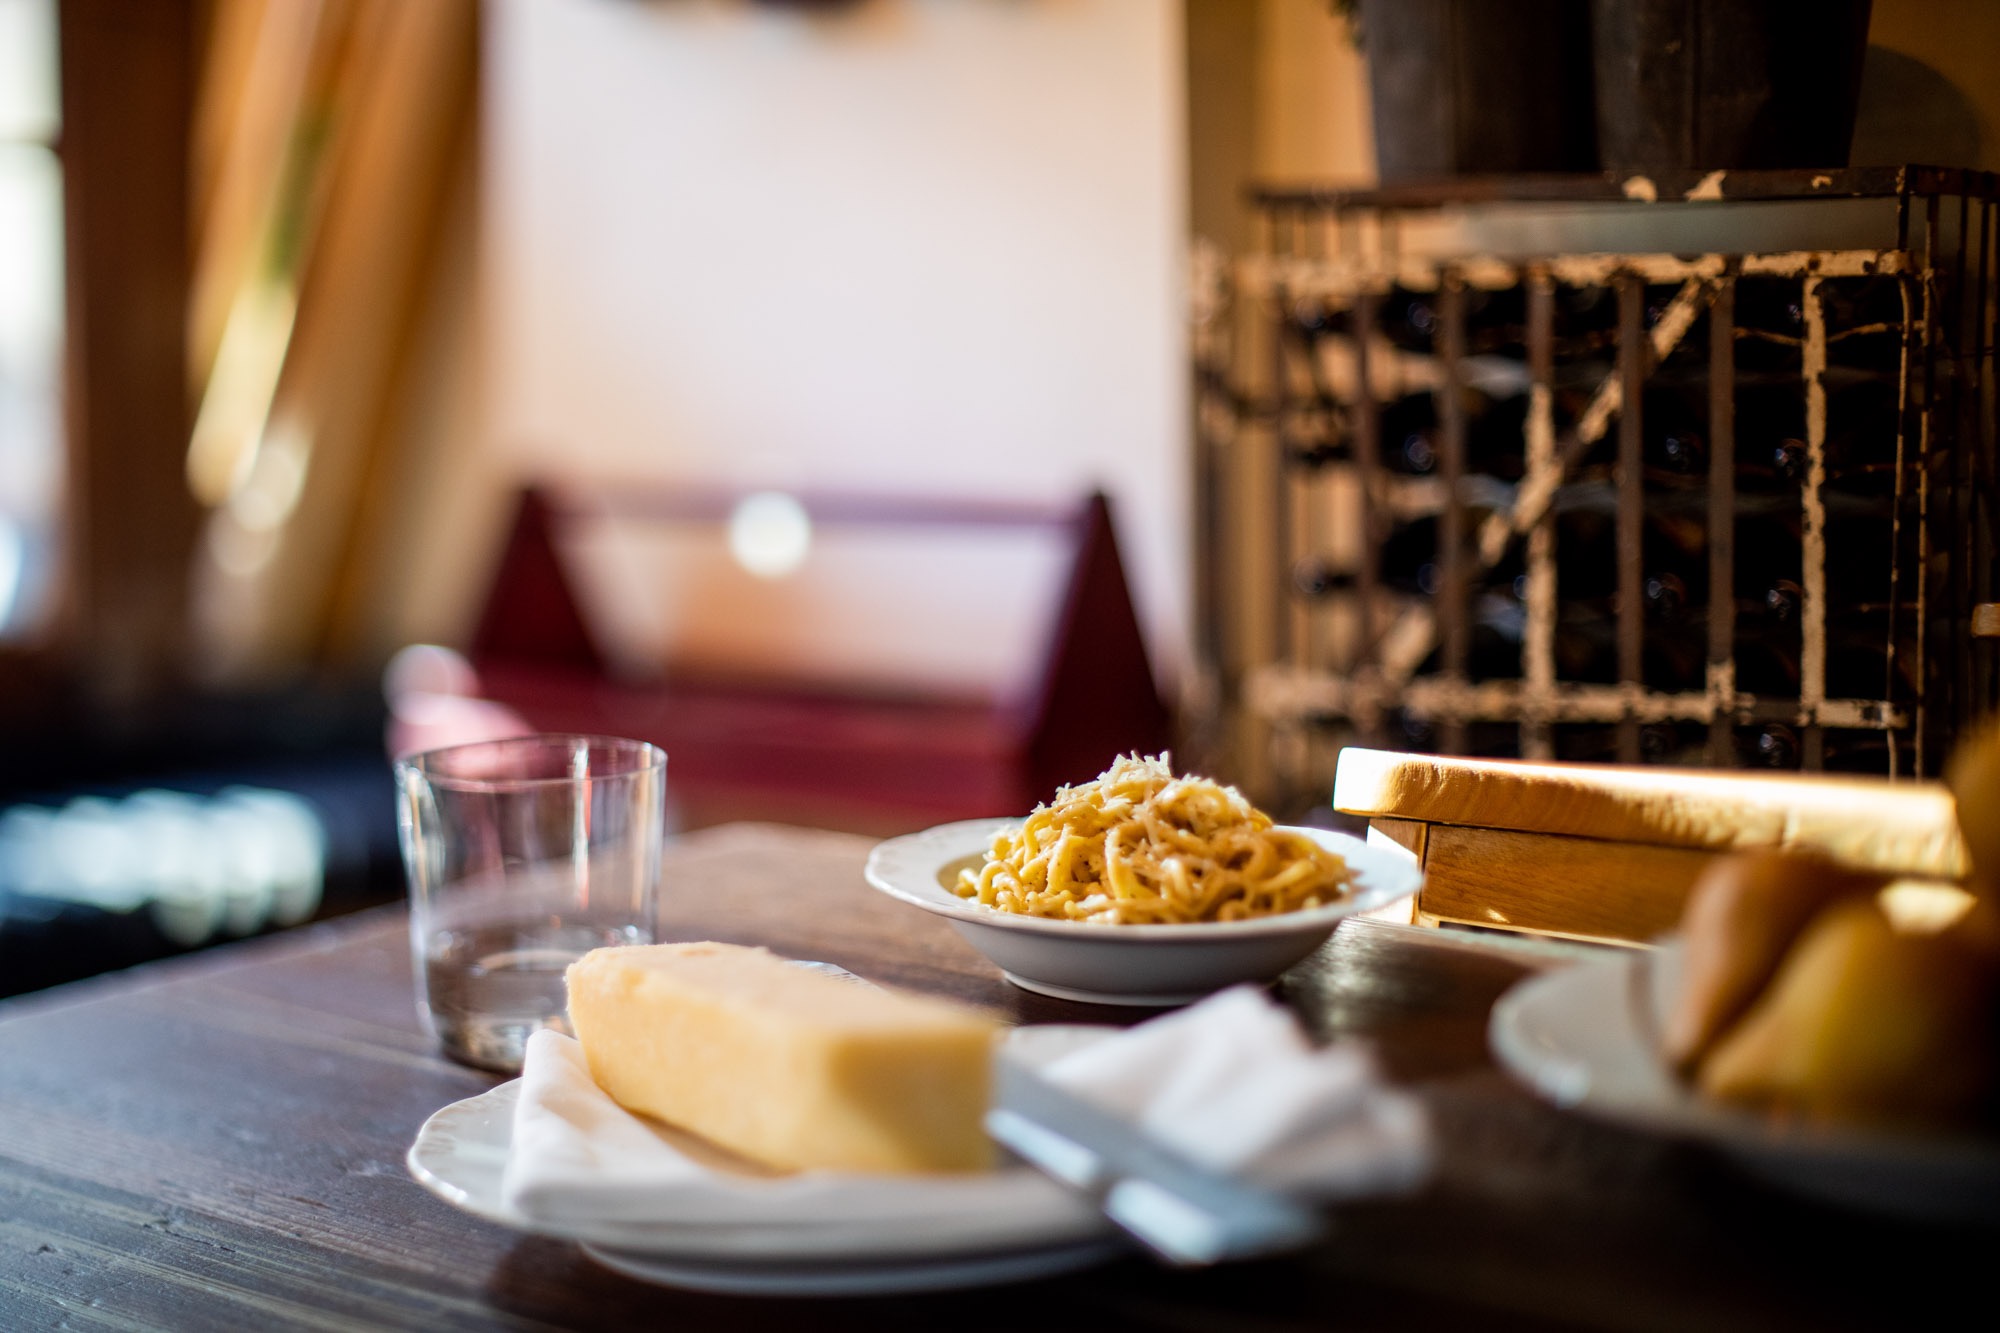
[1489,942,2000,1223]
[864,820,1421,1005]
[578,1238,1120,1298]
[406,1025,1128,1295]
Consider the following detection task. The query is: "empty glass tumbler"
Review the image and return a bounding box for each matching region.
[396,734,665,1072]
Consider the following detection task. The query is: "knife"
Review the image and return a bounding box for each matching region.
[986,1057,1325,1267]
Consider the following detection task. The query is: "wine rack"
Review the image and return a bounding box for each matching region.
[1193,167,2000,807]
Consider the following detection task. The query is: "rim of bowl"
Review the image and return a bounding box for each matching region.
[863,819,1418,941]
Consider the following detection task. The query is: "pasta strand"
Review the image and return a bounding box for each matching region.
[952,754,1352,925]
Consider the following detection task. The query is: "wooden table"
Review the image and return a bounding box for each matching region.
[0,823,1990,1330]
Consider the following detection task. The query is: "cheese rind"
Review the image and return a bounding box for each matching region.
[565,942,998,1173]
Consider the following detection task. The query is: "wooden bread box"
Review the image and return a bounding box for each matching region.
[1332,748,1969,945]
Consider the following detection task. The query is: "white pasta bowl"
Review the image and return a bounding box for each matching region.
[863,819,1422,1006]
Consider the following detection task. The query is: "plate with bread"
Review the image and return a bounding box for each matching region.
[1492,724,2000,1221]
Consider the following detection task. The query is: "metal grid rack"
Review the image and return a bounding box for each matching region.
[1193,167,2000,809]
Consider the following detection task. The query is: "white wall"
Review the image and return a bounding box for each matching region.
[482,0,1189,692]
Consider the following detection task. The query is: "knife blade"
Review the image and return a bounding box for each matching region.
[986,1057,1325,1267]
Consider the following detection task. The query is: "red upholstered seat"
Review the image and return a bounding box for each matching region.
[468,486,1170,834]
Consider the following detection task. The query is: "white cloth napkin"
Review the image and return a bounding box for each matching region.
[1037,986,1431,1196]
[499,984,1431,1233]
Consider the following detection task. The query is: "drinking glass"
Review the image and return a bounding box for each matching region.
[395,734,665,1072]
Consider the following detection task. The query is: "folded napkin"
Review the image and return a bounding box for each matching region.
[500,984,1430,1234]
[1038,986,1431,1196]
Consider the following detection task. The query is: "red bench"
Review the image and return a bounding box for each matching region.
[467,484,1171,833]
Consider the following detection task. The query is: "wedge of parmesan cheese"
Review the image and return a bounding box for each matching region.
[565,942,998,1173]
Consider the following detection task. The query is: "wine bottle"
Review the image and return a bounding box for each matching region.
[1382,710,1526,759]
[1377,390,1530,481]
[1379,287,1438,355]
[1552,721,1691,764]
[1732,381,1903,496]
[1377,284,1532,360]
[1462,285,1527,359]
[1375,515,1439,594]
[1821,273,1905,376]
[1820,273,1904,328]
[1289,293,1341,340]
[1819,380,1904,497]
[1361,558,1546,685]
[1554,388,1710,492]
[1736,617,1915,703]
[1733,518,1803,688]
[1284,432,1349,470]
[1725,274,1903,381]
[1736,724,1904,775]
[1552,283,1618,360]
[1822,509,1896,609]
[1742,723,1802,768]
[1550,504,1707,611]
[1818,728,1900,775]
[1545,503,1709,692]
[1553,724,1622,763]
[1388,708,1438,752]
[1290,557,1353,599]
[1825,623,1919,701]
[1640,388,1709,486]
[1730,594,1913,705]
[1466,584,1528,682]
[1470,394,1528,482]
[1726,385,1801,493]
[1731,277,1805,375]
[1547,608,1708,692]
[1732,575,1804,697]
[1640,721,1705,764]
[1378,394,1442,475]
[1734,507,1803,588]
[1364,516,1531,686]
[1375,515,1522,599]
[1647,282,1709,370]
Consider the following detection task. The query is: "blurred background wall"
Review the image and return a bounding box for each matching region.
[376,0,1191,694]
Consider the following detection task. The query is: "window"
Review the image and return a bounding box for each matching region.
[0,0,62,639]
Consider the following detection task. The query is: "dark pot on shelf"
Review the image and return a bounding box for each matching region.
[1592,0,1874,172]
[1359,0,1597,183]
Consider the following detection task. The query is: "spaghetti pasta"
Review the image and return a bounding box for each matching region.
[953,754,1354,925]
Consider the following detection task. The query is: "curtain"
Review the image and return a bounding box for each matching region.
[186,0,478,680]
